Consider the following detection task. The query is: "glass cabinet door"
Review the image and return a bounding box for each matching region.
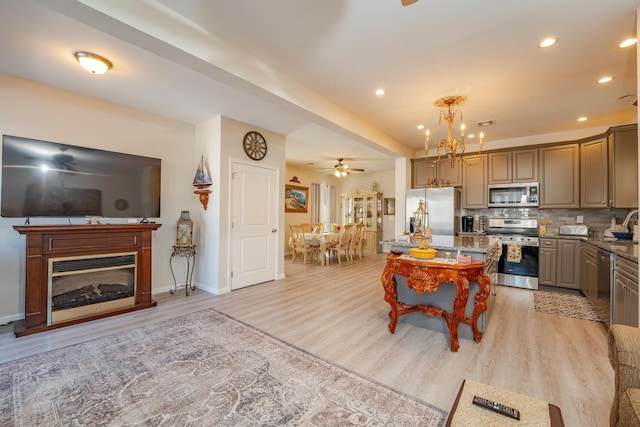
[354,197,364,224]
[344,197,353,224]
[365,196,374,229]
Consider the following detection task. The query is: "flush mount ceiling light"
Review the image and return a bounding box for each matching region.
[598,76,614,84]
[375,88,385,96]
[577,117,587,122]
[539,38,557,48]
[74,51,112,74]
[619,38,638,48]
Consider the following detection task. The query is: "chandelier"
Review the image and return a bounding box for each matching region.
[425,95,484,167]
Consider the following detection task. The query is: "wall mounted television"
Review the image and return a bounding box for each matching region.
[1,135,161,219]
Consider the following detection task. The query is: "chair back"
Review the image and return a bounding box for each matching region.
[299,223,312,233]
[290,224,305,248]
[313,223,325,233]
[352,224,365,242]
[339,224,354,248]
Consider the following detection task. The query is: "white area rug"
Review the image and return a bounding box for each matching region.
[533,290,604,322]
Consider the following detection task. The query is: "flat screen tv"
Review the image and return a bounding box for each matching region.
[1,135,161,218]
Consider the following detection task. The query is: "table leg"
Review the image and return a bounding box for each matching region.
[169,254,178,294]
[470,272,491,342]
[449,277,470,352]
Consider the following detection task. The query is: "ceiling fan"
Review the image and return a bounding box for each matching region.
[401,0,420,6]
[333,158,365,177]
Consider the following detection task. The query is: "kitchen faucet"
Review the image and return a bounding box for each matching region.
[621,209,639,229]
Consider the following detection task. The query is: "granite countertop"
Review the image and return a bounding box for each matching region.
[541,234,638,263]
[383,234,500,253]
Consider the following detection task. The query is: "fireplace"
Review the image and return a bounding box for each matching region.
[13,223,160,337]
[49,253,137,325]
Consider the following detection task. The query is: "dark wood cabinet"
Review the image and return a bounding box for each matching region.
[13,223,161,337]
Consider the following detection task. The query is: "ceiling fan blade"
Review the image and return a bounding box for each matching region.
[347,168,365,172]
[401,0,419,6]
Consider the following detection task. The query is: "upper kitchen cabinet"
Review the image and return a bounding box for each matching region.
[411,158,462,188]
[607,125,638,208]
[462,154,488,208]
[539,144,580,208]
[488,148,538,184]
[580,136,608,208]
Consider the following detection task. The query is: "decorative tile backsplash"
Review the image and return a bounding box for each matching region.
[463,207,636,237]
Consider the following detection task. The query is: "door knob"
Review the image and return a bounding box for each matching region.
[272,229,277,233]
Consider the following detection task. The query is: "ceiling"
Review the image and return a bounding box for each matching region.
[0,0,638,174]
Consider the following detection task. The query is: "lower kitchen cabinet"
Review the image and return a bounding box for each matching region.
[538,239,557,286]
[613,255,639,327]
[580,243,598,302]
[539,238,581,289]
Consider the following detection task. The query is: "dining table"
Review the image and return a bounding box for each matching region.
[304,232,341,266]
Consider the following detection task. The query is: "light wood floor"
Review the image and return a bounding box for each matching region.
[0,253,612,426]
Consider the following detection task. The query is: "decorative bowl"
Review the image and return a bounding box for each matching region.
[408,248,437,259]
[612,232,634,240]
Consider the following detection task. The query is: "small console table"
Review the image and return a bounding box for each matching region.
[169,245,196,296]
[381,253,491,352]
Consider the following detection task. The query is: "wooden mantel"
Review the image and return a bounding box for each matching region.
[13,223,161,337]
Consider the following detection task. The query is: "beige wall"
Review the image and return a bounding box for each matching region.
[0,74,195,324]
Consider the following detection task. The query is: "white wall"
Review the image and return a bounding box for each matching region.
[194,116,286,294]
[0,74,195,324]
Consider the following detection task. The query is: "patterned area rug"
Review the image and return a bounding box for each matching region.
[0,309,446,426]
[533,290,604,322]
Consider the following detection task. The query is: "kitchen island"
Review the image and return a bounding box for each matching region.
[382,235,501,342]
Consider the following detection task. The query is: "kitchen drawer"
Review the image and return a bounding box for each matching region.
[582,242,598,258]
[540,238,557,249]
[615,256,638,279]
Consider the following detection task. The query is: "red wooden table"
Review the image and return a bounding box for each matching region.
[381,253,491,352]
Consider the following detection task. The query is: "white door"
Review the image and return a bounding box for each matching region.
[231,161,278,290]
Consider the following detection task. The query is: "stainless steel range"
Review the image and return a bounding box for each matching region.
[486,217,539,290]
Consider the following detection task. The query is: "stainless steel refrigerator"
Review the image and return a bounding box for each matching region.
[405,187,461,235]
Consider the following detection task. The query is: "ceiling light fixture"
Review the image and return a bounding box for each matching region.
[598,76,614,84]
[577,117,587,122]
[424,95,484,168]
[417,124,424,130]
[539,38,557,48]
[74,51,112,74]
[375,88,385,96]
[619,38,638,48]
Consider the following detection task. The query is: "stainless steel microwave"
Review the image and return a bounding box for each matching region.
[488,182,539,208]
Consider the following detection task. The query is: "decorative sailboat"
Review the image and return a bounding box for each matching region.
[193,156,212,210]
[193,155,212,189]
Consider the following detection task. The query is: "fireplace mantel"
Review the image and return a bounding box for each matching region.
[13,223,161,337]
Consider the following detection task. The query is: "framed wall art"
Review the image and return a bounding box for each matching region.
[285,184,308,213]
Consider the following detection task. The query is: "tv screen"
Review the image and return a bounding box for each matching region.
[1,135,161,218]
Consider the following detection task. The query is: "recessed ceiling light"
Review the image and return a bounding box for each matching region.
[375,88,385,96]
[74,51,112,74]
[598,76,614,84]
[417,124,424,130]
[619,38,638,48]
[468,134,476,138]
[577,117,587,122]
[539,38,557,48]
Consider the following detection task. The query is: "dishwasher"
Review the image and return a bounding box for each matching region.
[596,249,611,326]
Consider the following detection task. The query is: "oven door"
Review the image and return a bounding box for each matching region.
[497,243,539,290]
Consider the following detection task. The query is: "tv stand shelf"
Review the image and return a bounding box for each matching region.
[13,223,161,337]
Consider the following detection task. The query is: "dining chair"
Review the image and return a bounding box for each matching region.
[327,224,353,264]
[313,223,325,233]
[349,223,366,260]
[290,224,319,264]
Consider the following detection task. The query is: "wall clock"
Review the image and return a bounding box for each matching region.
[243,131,267,161]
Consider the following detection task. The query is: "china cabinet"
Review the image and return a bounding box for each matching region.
[342,190,383,253]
